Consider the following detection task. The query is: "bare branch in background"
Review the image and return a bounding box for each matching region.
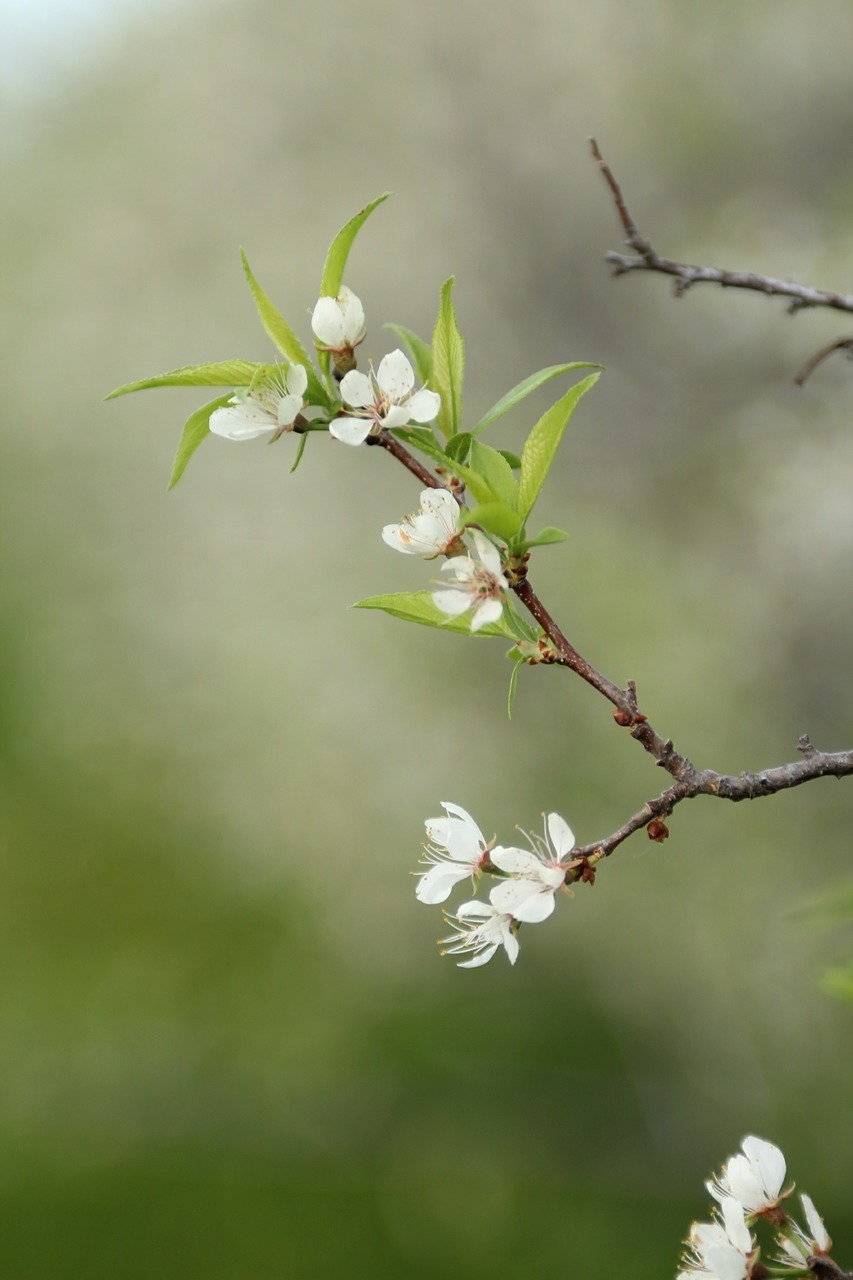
[590,138,853,382]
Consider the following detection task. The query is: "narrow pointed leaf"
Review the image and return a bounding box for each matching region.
[471,362,601,436]
[507,655,523,719]
[384,323,433,385]
[290,432,309,473]
[168,395,230,490]
[432,277,464,438]
[353,591,517,639]
[106,360,262,399]
[501,600,538,642]
[518,373,599,522]
[499,449,522,470]
[319,192,392,297]
[240,249,313,369]
[469,439,518,509]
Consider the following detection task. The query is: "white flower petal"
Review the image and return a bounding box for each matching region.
[470,598,504,631]
[311,296,347,347]
[329,416,373,446]
[471,530,503,575]
[339,369,374,410]
[800,1193,830,1251]
[376,349,415,401]
[416,863,473,904]
[286,364,309,397]
[546,812,576,860]
[405,387,441,422]
[208,404,276,441]
[276,393,303,427]
[490,879,557,923]
[431,586,472,618]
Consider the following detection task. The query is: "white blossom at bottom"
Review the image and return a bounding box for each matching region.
[776,1193,832,1268]
[416,802,492,905]
[679,1198,756,1280]
[440,899,519,968]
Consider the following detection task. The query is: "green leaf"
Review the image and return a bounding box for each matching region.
[501,599,538,643]
[521,525,570,549]
[384,323,433,385]
[389,429,498,507]
[320,192,392,297]
[459,502,522,543]
[106,360,262,399]
[168,395,230,490]
[518,372,600,522]
[499,449,522,470]
[471,362,601,436]
[432,277,465,438]
[240,249,313,369]
[507,653,524,719]
[353,591,518,639]
[443,432,472,464]
[290,432,309,474]
[469,440,518,510]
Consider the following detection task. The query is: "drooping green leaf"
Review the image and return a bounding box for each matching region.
[240,249,313,369]
[507,652,524,719]
[384,323,433,385]
[320,192,392,298]
[471,362,602,436]
[518,373,600,522]
[459,502,522,544]
[168,395,230,490]
[501,599,538,643]
[432,277,465,439]
[469,440,518,510]
[521,525,570,549]
[290,432,310,473]
[106,360,262,399]
[353,591,517,639]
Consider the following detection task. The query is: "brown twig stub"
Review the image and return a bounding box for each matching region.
[794,336,853,386]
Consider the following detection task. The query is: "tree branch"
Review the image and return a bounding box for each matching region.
[590,138,853,381]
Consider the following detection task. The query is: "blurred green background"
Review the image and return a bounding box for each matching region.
[1,1,852,1275]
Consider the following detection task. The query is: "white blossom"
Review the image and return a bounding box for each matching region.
[416,802,492,905]
[707,1137,788,1216]
[680,1198,756,1280]
[332,349,441,446]
[311,286,366,352]
[489,812,576,923]
[431,530,507,632]
[776,1193,832,1268]
[209,364,308,442]
[382,487,463,558]
[440,897,519,968]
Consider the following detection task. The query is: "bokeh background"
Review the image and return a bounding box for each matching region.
[2,1,852,1275]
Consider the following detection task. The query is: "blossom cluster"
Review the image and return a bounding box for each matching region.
[415,802,578,967]
[209,285,439,447]
[209,282,509,633]
[678,1136,833,1280]
[384,488,509,632]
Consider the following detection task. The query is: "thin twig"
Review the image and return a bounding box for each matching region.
[591,138,853,382]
